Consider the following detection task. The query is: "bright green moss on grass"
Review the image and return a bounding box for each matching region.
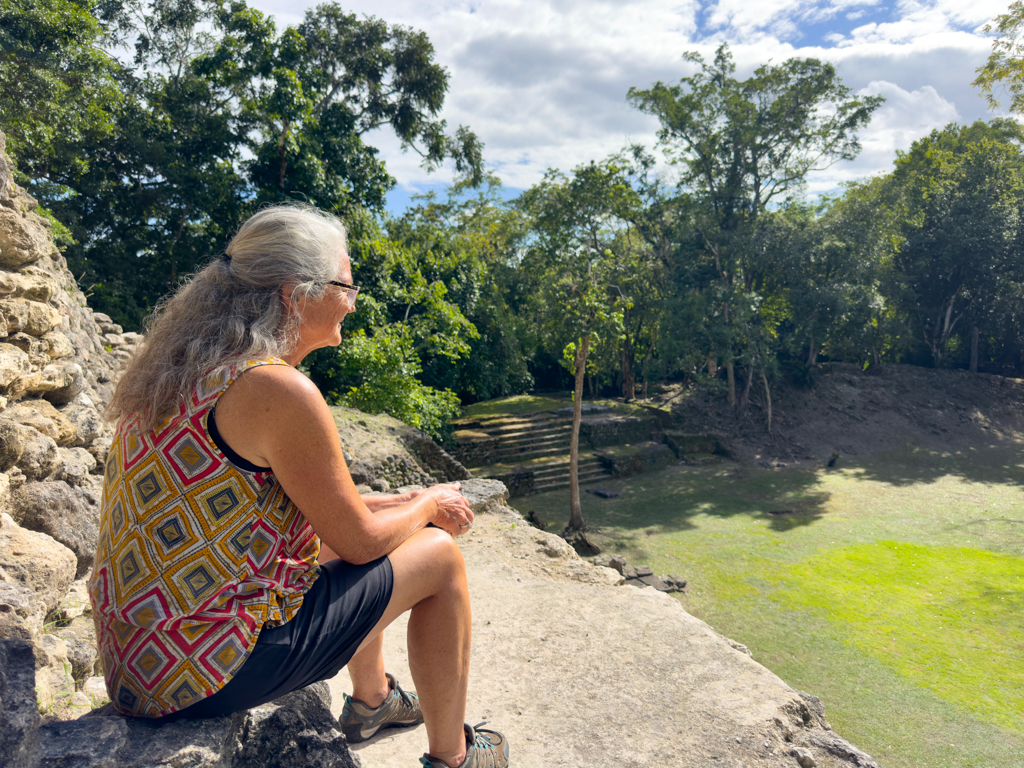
[513,448,1024,767]
[774,541,1024,732]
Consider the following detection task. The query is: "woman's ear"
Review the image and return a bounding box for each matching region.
[281,284,301,322]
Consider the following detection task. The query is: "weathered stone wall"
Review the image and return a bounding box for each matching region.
[595,441,675,477]
[0,132,141,719]
[579,415,655,447]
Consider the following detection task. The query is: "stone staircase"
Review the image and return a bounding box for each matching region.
[453,411,614,494]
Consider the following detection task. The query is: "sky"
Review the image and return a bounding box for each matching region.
[249,0,1012,213]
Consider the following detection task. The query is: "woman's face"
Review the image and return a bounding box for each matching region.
[288,251,355,363]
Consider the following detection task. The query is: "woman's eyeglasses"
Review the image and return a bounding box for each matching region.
[327,280,360,308]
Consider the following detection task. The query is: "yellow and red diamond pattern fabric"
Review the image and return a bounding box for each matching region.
[88,357,321,718]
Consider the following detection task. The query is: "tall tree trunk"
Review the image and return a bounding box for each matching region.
[806,336,817,367]
[762,369,772,433]
[707,356,717,377]
[738,363,753,411]
[567,334,591,532]
[621,343,635,401]
[726,361,736,407]
[970,326,979,373]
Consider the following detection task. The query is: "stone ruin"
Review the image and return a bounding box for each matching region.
[0,132,361,767]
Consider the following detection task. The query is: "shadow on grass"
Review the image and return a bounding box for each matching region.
[518,464,833,536]
[844,441,1024,488]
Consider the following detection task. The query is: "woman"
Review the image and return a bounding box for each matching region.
[87,204,508,768]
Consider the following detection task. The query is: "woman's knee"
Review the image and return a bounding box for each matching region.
[391,527,466,594]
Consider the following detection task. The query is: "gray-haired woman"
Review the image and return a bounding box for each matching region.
[88,204,509,768]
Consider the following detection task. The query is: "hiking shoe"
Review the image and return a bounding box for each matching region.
[419,722,509,768]
[339,673,423,743]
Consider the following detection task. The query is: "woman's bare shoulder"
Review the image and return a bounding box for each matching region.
[218,363,327,427]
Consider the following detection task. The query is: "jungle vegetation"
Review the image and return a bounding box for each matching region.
[5,0,1024,443]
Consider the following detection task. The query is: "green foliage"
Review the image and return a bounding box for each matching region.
[883,120,1024,367]
[309,325,460,443]
[0,0,124,171]
[14,0,483,329]
[974,0,1024,115]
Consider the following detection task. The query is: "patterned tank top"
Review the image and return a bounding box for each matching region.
[88,357,321,717]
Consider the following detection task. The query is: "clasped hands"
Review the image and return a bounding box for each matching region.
[362,482,474,538]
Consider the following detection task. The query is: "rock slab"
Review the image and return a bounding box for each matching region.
[0,643,361,768]
[329,480,882,768]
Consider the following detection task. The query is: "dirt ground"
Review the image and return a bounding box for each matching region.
[658,363,1024,464]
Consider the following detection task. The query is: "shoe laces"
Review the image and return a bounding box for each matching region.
[418,722,498,768]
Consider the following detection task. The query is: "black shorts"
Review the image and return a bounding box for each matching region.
[168,556,394,719]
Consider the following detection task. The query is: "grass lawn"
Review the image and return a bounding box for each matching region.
[510,444,1024,768]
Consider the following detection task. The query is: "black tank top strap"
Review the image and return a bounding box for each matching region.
[207,407,272,473]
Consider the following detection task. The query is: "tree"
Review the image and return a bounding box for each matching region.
[18,0,484,328]
[386,176,534,402]
[884,120,1024,367]
[974,0,1024,115]
[519,161,628,534]
[628,44,882,405]
[0,0,124,173]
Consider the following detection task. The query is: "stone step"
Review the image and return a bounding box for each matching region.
[491,442,570,461]
[489,445,570,463]
[532,461,603,479]
[533,470,613,492]
[488,429,571,448]
[457,412,564,431]
[460,422,571,442]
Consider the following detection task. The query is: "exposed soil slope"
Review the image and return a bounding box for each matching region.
[662,363,1024,463]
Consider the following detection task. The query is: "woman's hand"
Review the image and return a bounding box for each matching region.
[424,483,474,538]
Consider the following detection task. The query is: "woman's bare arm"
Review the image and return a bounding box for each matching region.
[214,365,473,564]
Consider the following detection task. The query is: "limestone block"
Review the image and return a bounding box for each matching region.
[60,401,104,447]
[459,478,509,512]
[0,208,51,268]
[0,343,31,389]
[16,363,85,404]
[58,574,92,622]
[0,418,26,469]
[82,675,109,705]
[0,297,61,335]
[0,471,10,516]
[40,330,74,359]
[34,633,76,717]
[57,447,97,486]
[14,423,61,480]
[0,512,77,638]
[0,639,40,768]
[49,681,360,768]
[102,332,125,347]
[5,332,50,366]
[7,400,78,446]
[54,612,98,683]
[0,579,45,640]
[0,270,17,294]
[11,266,58,302]
[12,482,98,576]
[91,312,112,325]
[87,434,111,466]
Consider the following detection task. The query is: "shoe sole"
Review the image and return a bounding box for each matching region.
[342,717,424,744]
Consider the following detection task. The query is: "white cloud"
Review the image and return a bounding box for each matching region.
[805,79,962,194]
[248,0,1011,203]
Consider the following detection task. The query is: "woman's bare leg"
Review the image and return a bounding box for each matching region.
[351,527,471,767]
[346,632,389,706]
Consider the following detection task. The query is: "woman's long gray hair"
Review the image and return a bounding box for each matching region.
[106,203,348,431]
